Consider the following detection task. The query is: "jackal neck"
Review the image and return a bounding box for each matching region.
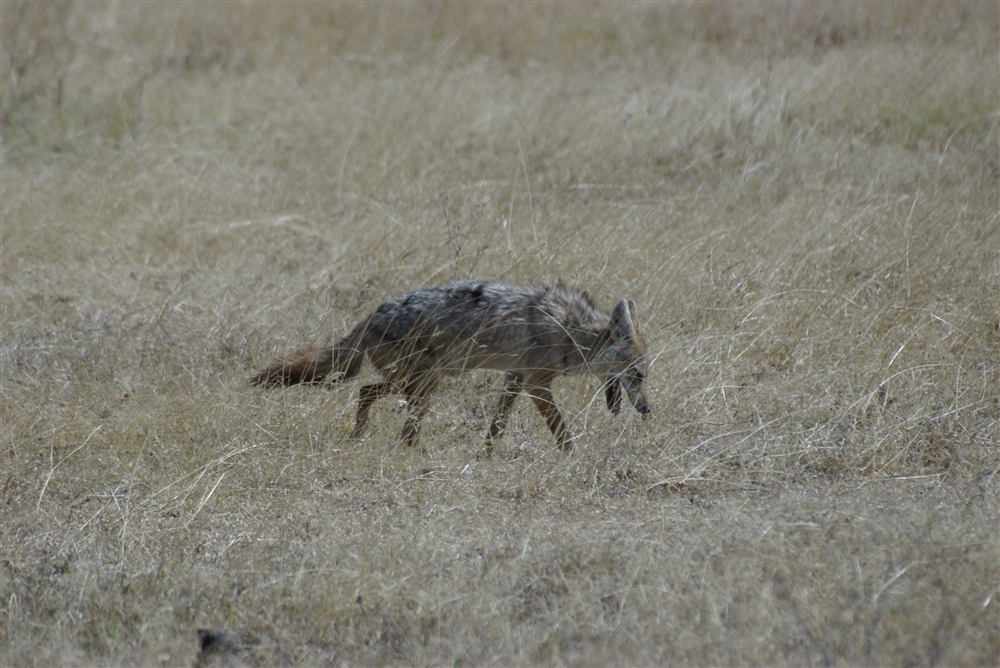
[581,326,616,362]
[551,316,614,374]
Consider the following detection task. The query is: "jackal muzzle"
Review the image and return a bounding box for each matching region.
[604,375,651,418]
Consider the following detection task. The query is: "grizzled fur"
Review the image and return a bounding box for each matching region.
[251,280,650,454]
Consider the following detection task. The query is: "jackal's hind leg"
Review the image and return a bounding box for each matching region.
[485,373,523,457]
[527,383,573,451]
[400,378,437,448]
[351,381,389,439]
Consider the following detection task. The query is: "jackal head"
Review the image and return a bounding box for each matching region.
[601,298,651,418]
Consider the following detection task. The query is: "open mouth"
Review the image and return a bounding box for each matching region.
[605,379,623,416]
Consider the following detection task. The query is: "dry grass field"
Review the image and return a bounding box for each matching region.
[2,2,998,665]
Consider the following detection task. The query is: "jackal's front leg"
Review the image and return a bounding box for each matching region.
[527,382,573,451]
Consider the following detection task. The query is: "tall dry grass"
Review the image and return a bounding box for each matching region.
[2,2,998,665]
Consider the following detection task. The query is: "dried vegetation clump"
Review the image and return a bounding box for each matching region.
[2,2,997,665]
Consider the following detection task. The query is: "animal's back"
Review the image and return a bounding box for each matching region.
[359,280,605,375]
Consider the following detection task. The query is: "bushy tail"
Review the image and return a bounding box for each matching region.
[249,324,367,387]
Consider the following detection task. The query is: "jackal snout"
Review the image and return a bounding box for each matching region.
[604,373,651,417]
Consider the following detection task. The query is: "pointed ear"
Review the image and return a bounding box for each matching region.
[610,298,634,339]
[626,298,642,334]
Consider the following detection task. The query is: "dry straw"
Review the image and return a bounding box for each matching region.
[2,2,997,665]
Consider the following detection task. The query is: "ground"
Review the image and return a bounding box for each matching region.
[1,2,998,665]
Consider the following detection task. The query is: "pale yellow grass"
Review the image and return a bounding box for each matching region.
[2,2,998,666]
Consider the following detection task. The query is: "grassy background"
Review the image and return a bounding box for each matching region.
[2,2,998,665]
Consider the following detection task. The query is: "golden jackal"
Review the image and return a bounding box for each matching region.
[251,280,650,454]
